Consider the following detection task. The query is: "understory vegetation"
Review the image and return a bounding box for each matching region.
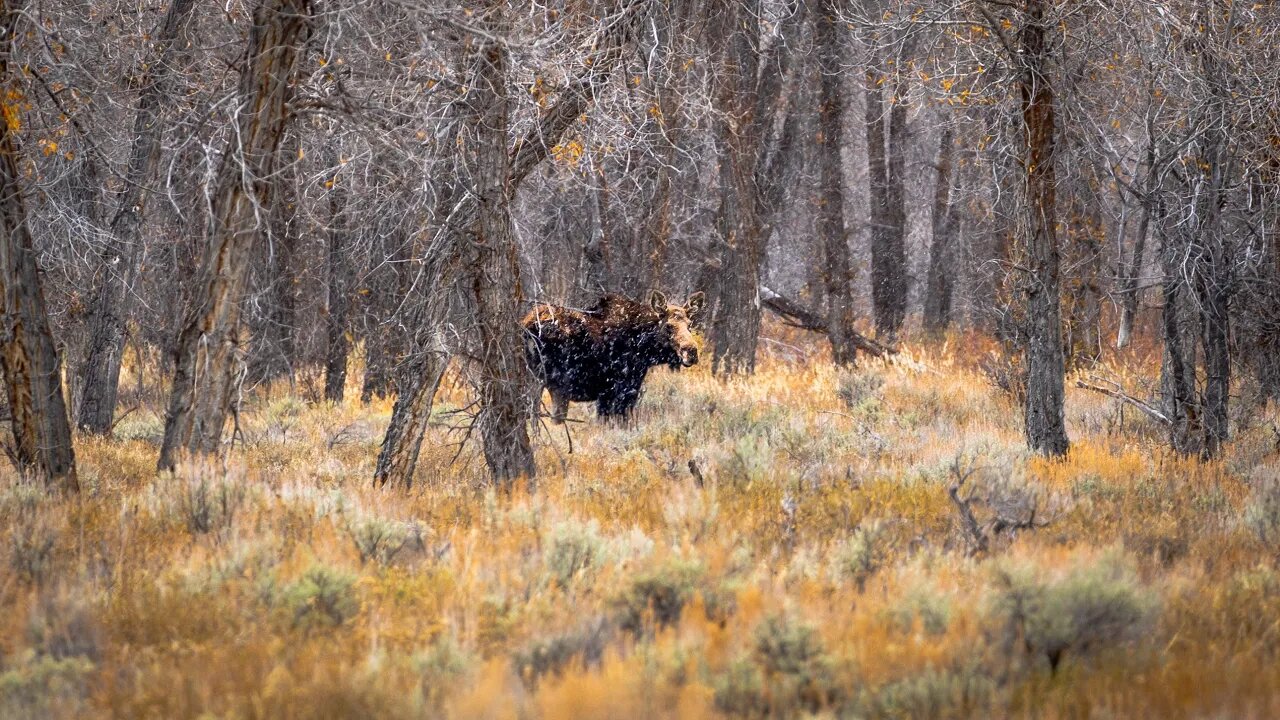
[3,331,1279,719]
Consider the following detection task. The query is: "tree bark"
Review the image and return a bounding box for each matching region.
[0,0,77,490]
[76,0,198,434]
[867,70,908,342]
[157,0,312,470]
[705,0,803,375]
[1016,0,1069,457]
[815,0,855,366]
[923,127,958,335]
[323,159,351,403]
[467,37,537,488]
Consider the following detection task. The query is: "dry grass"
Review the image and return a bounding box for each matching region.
[3,330,1279,719]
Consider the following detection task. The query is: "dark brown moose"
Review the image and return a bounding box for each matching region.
[522,291,705,422]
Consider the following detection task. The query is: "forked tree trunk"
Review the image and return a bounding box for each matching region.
[815,0,855,366]
[467,39,536,488]
[1115,140,1155,349]
[372,0,649,490]
[157,0,311,470]
[77,0,198,434]
[0,1,77,490]
[923,127,958,335]
[1017,0,1069,457]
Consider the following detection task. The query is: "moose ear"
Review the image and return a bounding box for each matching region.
[685,291,706,321]
[649,290,668,312]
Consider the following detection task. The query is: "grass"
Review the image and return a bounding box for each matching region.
[2,327,1279,718]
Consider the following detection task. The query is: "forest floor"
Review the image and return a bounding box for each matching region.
[3,328,1280,719]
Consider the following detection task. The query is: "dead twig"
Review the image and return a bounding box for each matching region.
[1075,376,1171,425]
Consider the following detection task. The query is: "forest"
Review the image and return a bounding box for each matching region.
[1,0,1279,717]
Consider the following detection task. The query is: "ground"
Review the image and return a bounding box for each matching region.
[3,328,1280,719]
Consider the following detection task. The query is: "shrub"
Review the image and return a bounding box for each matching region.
[512,616,613,686]
[832,519,890,591]
[346,514,418,565]
[543,518,605,588]
[279,564,360,631]
[836,369,884,411]
[884,585,952,636]
[988,552,1155,671]
[611,556,704,633]
[713,614,840,716]
[858,663,994,719]
[1244,474,1280,548]
[0,653,94,719]
[713,657,767,717]
[10,510,58,585]
[174,471,250,535]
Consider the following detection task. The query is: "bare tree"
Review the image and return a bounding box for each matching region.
[0,0,77,490]
[158,0,313,470]
[815,0,856,365]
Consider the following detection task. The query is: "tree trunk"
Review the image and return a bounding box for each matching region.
[1017,0,1070,457]
[815,0,855,366]
[324,160,351,403]
[76,0,198,434]
[157,0,311,471]
[1115,141,1155,349]
[372,0,649,490]
[360,229,406,403]
[248,129,302,386]
[373,345,447,489]
[0,1,77,490]
[867,71,908,342]
[1159,224,1200,456]
[467,37,537,488]
[705,0,803,375]
[923,127,958,335]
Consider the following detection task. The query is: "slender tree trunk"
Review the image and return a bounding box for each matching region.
[360,229,405,403]
[467,37,536,487]
[923,127,958,335]
[0,1,77,490]
[866,72,908,341]
[248,129,302,385]
[1160,225,1200,456]
[324,160,351,403]
[1116,141,1155,349]
[815,0,855,366]
[77,0,198,434]
[1017,0,1069,457]
[157,0,312,470]
[373,344,447,489]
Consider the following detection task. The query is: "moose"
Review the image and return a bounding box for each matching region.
[522,291,705,423]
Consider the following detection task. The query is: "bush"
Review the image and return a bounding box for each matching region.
[346,515,419,565]
[543,518,605,588]
[512,616,613,686]
[836,369,884,411]
[858,663,994,719]
[10,510,58,585]
[832,519,890,591]
[989,552,1155,671]
[0,653,94,719]
[714,614,839,716]
[175,471,250,535]
[611,556,703,633]
[280,564,360,631]
[1244,474,1280,548]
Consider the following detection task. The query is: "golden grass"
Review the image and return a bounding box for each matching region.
[3,332,1279,718]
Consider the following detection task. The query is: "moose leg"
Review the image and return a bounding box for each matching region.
[597,385,642,425]
[550,391,570,424]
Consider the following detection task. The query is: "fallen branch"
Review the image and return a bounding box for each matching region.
[1075,377,1171,425]
[759,286,897,358]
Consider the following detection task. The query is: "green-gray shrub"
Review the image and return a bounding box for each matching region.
[512,616,613,686]
[611,557,703,632]
[989,552,1155,671]
[832,519,890,591]
[544,518,605,588]
[1244,475,1280,547]
[280,564,359,631]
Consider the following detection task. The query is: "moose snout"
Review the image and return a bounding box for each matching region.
[680,346,699,367]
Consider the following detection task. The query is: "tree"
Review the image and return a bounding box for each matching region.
[923,126,959,335]
[75,0,198,434]
[158,0,313,470]
[0,0,77,490]
[815,0,856,365]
